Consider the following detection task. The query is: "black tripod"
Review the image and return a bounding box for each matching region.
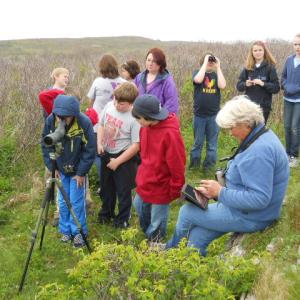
[18,153,92,292]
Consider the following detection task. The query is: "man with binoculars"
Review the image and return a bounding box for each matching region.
[41,95,95,247]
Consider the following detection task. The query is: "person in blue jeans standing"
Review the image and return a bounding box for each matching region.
[281,33,300,168]
[166,96,289,256]
[189,53,226,170]
[42,95,96,247]
[131,95,186,242]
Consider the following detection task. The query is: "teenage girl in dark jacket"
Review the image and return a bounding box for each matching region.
[236,41,280,123]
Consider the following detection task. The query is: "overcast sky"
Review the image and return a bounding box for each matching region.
[1,0,298,42]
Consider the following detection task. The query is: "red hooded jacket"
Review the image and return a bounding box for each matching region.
[39,89,65,116]
[136,113,186,204]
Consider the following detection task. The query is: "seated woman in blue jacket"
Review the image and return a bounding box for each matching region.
[42,95,96,247]
[166,96,289,256]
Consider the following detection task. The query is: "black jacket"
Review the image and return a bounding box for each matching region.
[236,61,280,111]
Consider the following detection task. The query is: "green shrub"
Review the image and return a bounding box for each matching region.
[37,229,259,300]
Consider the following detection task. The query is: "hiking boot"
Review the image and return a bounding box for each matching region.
[73,234,85,248]
[60,234,72,243]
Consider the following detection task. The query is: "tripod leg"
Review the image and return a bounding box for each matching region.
[19,186,52,292]
[56,183,92,253]
[39,198,51,250]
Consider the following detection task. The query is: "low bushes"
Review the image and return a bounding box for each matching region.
[37,229,259,300]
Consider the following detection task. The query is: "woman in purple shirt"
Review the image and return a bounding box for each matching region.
[134,48,179,114]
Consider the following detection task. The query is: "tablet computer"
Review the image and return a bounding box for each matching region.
[181,184,209,210]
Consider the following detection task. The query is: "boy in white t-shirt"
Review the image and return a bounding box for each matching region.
[87,54,126,191]
[97,82,140,228]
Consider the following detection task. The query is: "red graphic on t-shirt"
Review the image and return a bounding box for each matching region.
[204,76,215,89]
[103,113,124,148]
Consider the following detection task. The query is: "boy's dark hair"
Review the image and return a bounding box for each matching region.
[146,48,167,73]
[98,54,119,79]
[131,107,157,121]
[121,60,141,80]
[199,51,214,66]
[113,82,139,104]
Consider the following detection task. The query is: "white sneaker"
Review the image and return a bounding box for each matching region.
[289,156,298,168]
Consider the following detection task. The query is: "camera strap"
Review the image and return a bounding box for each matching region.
[220,125,269,163]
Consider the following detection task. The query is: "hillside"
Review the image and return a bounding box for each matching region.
[0,36,164,56]
[0,36,299,299]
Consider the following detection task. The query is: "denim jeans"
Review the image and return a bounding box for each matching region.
[166,203,272,256]
[284,101,300,157]
[94,133,102,179]
[95,155,101,177]
[58,173,87,236]
[133,194,170,241]
[190,115,219,168]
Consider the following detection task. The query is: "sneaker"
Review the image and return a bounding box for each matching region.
[73,234,85,248]
[289,156,298,168]
[60,234,72,243]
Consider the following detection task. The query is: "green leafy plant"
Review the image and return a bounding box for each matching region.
[37,230,259,300]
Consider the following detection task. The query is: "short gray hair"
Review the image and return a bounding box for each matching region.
[216,96,264,129]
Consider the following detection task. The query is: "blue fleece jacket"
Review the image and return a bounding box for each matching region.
[42,95,96,177]
[281,55,300,102]
[219,124,289,222]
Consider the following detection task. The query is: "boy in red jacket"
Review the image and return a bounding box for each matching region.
[132,94,186,241]
[39,68,69,118]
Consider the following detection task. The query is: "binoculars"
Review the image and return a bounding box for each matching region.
[208,55,217,63]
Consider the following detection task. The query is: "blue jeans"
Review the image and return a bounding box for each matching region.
[133,194,170,241]
[166,203,272,256]
[94,133,102,178]
[284,101,300,157]
[190,115,219,168]
[58,173,87,236]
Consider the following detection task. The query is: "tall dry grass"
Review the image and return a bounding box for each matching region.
[0,39,293,162]
[253,262,290,300]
